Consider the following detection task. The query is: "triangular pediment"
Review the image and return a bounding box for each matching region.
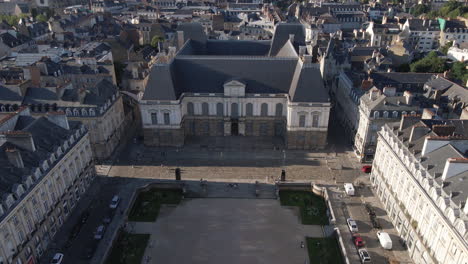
[224,79,246,88]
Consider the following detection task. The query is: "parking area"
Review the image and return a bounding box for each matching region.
[328,177,414,264]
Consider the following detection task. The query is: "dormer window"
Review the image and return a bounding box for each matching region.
[5,194,15,209]
[42,161,49,172]
[223,80,246,97]
[82,109,88,116]
[89,109,95,116]
[73,109,79,116]
[373,111,380,119]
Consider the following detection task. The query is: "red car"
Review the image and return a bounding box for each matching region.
[361,165,372,173]
[353,234,364,247]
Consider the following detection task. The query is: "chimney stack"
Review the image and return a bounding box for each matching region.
[0,132,36,152]
[369,87,380,101]
[6,148,24,168]
[404,91,413,105]
[177,31,185,50]
[383,86,396,96]
[289,34,295,43]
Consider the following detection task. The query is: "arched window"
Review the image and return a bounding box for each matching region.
[216,103,223,116]
[202,102,209,116]
[246,103,253,116]
[402,111,407,116]
[187,102,194,115]
[89,109,95,116]
[373,111,380,119]
[231,103,238,117]
[0,105,5,112]
[73,109,79,116]
[260,103,268,116]
[392,111,398,118]
[411,111,416,115]
[275,103,283,117]
[81,109,88,116]
[383,111,389,118]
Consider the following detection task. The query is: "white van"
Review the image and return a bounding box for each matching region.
[377,231,392,250]
[344,183,355,196]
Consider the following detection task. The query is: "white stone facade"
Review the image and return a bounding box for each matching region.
[371,124,468,264]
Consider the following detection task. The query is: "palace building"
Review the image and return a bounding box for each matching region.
[139,23,330,149]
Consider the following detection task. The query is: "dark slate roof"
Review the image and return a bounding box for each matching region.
[0,32,31,48]
[408,19,439,31]
[370,72,433,93]
[177,22,207,46]
[143,23,326,103]
[83,79,116,105]
[269,23,306,56]
[0,116,82,198]
[0,85,23,105]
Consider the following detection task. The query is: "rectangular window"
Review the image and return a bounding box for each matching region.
[312,114,319,127]
[164,113,170,125]
[299,115,306,127]
[151,113,157,125]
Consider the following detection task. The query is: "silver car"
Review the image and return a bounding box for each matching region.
[94,225,106,240]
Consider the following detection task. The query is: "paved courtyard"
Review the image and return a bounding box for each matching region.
[127,198,324,264]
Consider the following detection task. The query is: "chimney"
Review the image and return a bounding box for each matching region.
[404,91,413,105]
[0,132,36,152]
[460,107,468,120]
[6,148,24,168]
[369,87,380,101]
[78,88,87,103]
[432,124,456,136]
[46,112,70,130]
[421,108,436,120]
[361,79,373,90]
[23,66,41,87]
[177,30,185,50]
[442,158,468,181]
[372,49,378,58]
[382,15,388,24]
[376,54,381,64]
[423,19,427,26]
[409,125,430,142]
[399,114,421,130]
[383,86,396,96]
[289,34,295,43]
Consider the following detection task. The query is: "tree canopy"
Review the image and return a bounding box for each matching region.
[450,61,468,85]
[440,41,453,55]
[410,51,448,73]
[150,35,164,49]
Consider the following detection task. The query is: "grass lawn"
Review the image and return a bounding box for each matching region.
[105,232,150,264]
[128,188,182,222]
[279,190,329,225]
[307,237,344,264]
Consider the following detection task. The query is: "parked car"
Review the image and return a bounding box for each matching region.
[361,165,372,173]
[377,231,392,250]
[344,183,355,196]
[109,195,120,209]
[352,234,364,247]
[51,253,64,264]
[358,249,371,262]
[347,218,358,232]
[94,225,106,240]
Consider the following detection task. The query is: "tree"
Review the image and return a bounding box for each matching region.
[411,4,430,17]
[35,14,48,23]
[150,35,164,49]
[440,41,453,55]
[450,62,468,84]
[410,51,448,73]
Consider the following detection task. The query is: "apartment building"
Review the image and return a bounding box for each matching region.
[371,117,468,264]
[0,108,95,264]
